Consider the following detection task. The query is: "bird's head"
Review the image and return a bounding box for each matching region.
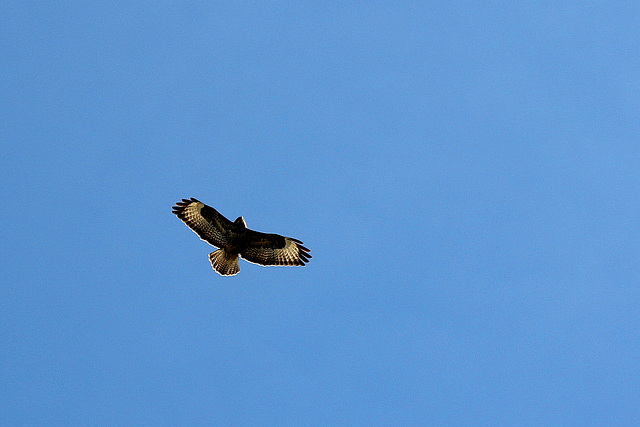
[234,216,247,228]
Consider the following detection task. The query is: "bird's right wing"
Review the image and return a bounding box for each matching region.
[172,198,232,248]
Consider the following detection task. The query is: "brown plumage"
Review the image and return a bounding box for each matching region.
[172,198,311,276]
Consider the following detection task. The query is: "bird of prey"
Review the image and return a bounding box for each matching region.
[172,198,311,276]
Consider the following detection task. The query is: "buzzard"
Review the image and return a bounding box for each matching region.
[172,198,311,276]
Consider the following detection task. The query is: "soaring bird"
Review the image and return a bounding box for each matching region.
[172,198,311,276]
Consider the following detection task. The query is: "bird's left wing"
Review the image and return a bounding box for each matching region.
[172,198,232,248]
[240,230,311,266]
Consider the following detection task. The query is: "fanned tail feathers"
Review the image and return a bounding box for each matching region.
[209,249,240,276]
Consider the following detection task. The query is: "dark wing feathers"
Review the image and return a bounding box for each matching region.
[241,230,312,266]
[172,198,232,248]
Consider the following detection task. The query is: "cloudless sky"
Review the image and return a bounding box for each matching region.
[2,1,639,425]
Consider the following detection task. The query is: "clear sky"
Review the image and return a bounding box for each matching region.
[2,1,639,425]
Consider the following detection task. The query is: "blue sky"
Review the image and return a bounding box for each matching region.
[2,1,639,425]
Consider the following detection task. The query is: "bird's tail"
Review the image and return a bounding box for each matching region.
[209,249,240,276]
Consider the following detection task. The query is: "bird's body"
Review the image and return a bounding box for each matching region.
[172,198,311,276]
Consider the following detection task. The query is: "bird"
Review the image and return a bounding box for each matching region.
[172,198,311,276]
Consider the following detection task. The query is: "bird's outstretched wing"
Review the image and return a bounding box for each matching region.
[240,230,311,266]
[172,198,232,248]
